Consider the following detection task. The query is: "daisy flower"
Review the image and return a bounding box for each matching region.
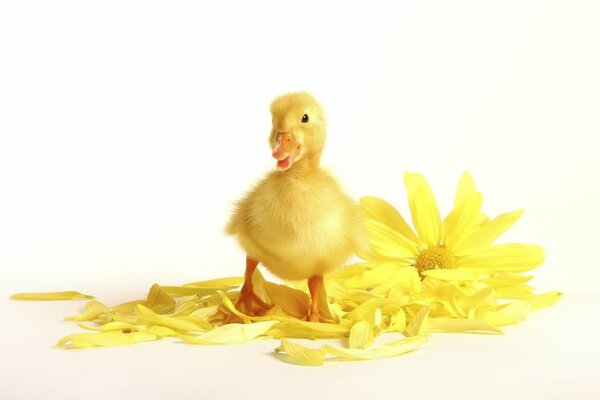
[359,172,561,327]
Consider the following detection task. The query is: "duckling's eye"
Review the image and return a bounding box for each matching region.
[301,114,309,123]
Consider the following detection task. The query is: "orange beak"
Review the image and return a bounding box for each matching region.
[272,132,300,171]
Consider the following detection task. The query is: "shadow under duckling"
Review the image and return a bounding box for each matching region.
[225,92,365,322]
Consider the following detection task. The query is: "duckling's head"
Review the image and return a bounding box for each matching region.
[269,92,326,171]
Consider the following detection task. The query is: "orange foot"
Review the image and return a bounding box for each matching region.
[306,303,336,323]
[225,256,272,323]
[225,287,272,323]
[306,275,335,323]
[235,284,272,315]
[307,309,323,323]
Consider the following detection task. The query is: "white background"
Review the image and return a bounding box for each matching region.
[1,1,599,399]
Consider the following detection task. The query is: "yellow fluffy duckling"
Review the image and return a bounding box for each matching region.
[225,92,364,322]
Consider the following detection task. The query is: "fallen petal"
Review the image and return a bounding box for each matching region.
[349,321,375,349]
[180,320,278,344]
[323,335,428,361]
[10,291,94,301]
[275,338,326,366]
[57,332,157,349]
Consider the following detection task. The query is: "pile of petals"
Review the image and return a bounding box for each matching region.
[11,172,561,366]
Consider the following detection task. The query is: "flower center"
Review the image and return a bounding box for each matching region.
[415,246,456,274]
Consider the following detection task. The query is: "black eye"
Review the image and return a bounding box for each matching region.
[301,114,309,123]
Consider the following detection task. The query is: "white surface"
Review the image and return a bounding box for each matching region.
[1,1,599,399]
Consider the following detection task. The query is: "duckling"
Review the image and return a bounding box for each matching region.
[225,92,364,322]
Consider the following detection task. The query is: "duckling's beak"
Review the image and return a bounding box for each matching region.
[272,132,300,171]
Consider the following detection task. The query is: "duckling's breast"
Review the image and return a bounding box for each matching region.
[236,171,357,279]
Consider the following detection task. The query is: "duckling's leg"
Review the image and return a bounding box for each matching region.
[228,256,271,321]
[307,275,326,322]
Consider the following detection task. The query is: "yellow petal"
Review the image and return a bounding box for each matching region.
[371,267,421,297]
[57,332,157,349]
[494,286,535,301]
[388,309,407,332]
[180,320,278,344]
[251,267,270,305]
[349,321,375,349]
[176,313,213,331]
[110,299,146,314]
[267,319,350,339]
[404,172,442,248]
[10,291,94,301]
[111,313,139,324]
[343,262,409,289]
[530,291,563,311]
[411,187,442,248]
[323,335,428,361]
[346,298,404,325]
[144,284,176,313]
[111,284,175,314]
[146,326,178,337]
[421,280,464,318]
[443,173,486,250]
[136,304,206,332]
[188,305,220,320]
[454,172,478,208]
[363,218,420,259]
[183,276,244,289]
[267,281,335,322]
[324,279,351,301]
[458,287,494,315]
[65,300,110,322]
[454,209,524,255]
[457,244,545,272]
[263,282,309,318]
[77,321,137,332]
[360,196,418,242]
[168,301,201,317]
[275,338,326,366]
[425,318,503,334]
[160,286,223,297]
[315,287,337,323]
[421,269,480,281]
[406,305,430,336]
[483,301,529,326]
[442,191,482,251]
[482,272,533,287]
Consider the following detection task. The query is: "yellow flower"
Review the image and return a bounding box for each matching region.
[362,172,540,273]
[360,172,561,326]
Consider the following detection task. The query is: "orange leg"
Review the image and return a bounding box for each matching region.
[226,256,271,323]
[307,275,325,322]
